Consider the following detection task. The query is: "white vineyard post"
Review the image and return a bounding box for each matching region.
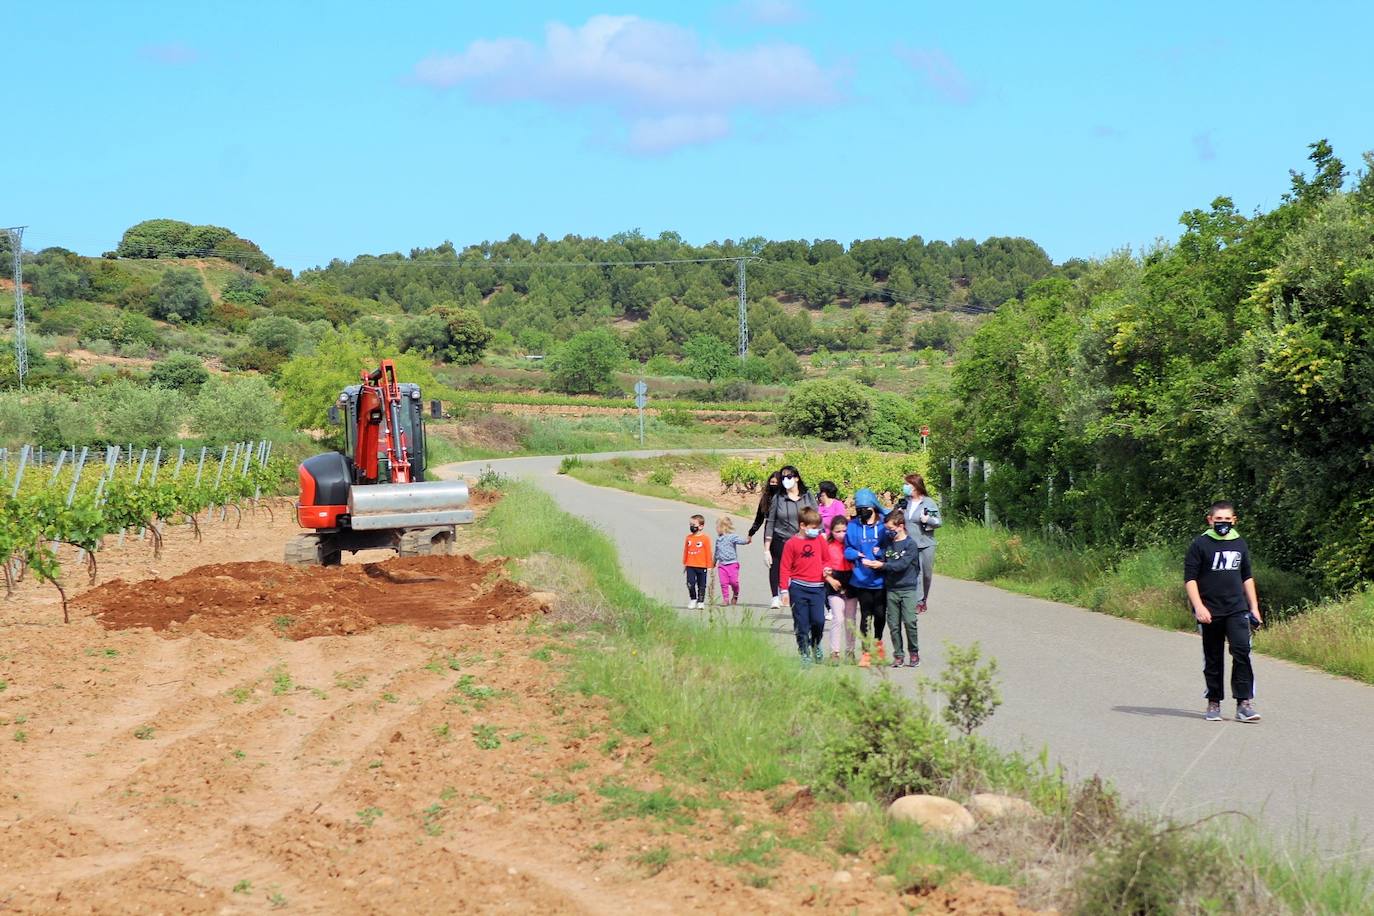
[51,447,89,552]
[48,449,67,484]
[11,445,29,498]
[215,445,230,521]
[139,446,163,541]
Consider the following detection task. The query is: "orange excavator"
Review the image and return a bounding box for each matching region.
[286,359,471,566]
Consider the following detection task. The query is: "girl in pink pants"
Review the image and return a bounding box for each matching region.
[714,517,751,605]
[823,514,858,661]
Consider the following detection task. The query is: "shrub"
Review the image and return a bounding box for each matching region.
[191,375,288,444]
[247,315,307,355]
[658,407,695,429]
[149,268,211,323]
[98,382,186,446]
[557,455,585,474]
[149,351,210,393]
[647,468,674,487]
[777,378,873,441]
[818,682,964,804]
[933,643,1002,736]
[867,391,924,453]
[434,305,492,365]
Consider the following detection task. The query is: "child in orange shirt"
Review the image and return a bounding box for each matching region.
[683,513,713,609]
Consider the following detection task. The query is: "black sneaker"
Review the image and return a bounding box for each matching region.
[906,654,920,668]
[890,655,905,668]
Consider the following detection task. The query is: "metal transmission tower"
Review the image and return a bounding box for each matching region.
[5,227,25,388]
[736,258,749,359]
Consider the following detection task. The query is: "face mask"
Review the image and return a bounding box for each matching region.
[901,483,914,497]
[690,525,700,533]
[859,508,874,521]
[781,476,796,489]
[803,527,820,538]
[1212,521,1233,536]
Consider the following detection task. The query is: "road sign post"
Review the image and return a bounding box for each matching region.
[634,380,648,446]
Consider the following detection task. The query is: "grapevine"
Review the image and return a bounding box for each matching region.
[721,449,937,500]
[1,450,295,622]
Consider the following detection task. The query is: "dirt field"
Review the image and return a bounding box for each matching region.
[1,502,1039,914]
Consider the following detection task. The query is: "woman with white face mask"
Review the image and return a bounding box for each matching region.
[899,474,942,612]
[762,465,818,610]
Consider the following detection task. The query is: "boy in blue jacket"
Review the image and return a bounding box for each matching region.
[844,488,890,666]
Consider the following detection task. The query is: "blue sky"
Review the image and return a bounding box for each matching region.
[9,1,1372,271]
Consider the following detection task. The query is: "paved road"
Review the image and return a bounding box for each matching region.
[440,451,1374,854]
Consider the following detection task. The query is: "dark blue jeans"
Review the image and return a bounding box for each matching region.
[686,567,708,603]
[788,583,826,656]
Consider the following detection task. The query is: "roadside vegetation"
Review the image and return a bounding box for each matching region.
[936,520,1374,685]
[483,480,1374,914]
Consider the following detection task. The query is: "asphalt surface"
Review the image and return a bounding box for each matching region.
[440,450,1374,854]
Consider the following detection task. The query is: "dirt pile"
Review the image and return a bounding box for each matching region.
[77,554,546,639]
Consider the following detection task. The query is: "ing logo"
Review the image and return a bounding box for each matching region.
[1211,551,1242,571]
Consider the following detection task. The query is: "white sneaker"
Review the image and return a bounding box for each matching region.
[688,599,698,610]
[825,609,834,622]
[770,596,782,609]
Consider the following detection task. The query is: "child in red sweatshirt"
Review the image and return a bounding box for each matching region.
[779,506,826,664]
[682,513,713,609]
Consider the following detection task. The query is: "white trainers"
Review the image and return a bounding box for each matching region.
[825,609,834,622]
[687,599,698,610]
[770,596,782,609]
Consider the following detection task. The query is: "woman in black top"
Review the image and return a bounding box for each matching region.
[762,465,818,609]
[748,471,781,538]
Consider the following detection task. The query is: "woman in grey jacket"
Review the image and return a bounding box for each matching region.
[763,464,818,609]
[900,474,942,612]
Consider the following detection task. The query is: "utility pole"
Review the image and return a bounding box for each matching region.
[5,227,26,388]
[736,258,749,360]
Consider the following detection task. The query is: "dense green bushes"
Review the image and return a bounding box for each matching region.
[0,377,288,448]
[940,141,1374,592]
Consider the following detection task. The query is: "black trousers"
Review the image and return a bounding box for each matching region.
[767,537,788,597]
[686,567,708,602]
[1199,613,1254,701]
[854,587,886,642]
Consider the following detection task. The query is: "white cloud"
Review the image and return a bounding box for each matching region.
[412,15,842,153]
[138,42,200,66]
[896,45,975,105]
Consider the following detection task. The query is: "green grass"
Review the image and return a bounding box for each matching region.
[935,520,1374,685]
[481,482,1374,913]
[431,413,803,462]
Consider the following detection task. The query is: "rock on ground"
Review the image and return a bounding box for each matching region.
[887,795,976,837]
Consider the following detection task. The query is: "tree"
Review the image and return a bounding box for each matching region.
[548,328,626,395]
[191,376,288,444]
[150,351,210,393]
[764,344,804,383]
[97,382,186,446]
[435,305,492,364]
[149,268,211,323]
[683,334,736,382]
[398,315,451,357]
[247,315,307,355]
[879,306,909,349]
[277,331,439,441]
[778,378,873,441]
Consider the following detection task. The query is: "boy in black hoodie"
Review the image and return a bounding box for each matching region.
[1184,500,1263,723]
